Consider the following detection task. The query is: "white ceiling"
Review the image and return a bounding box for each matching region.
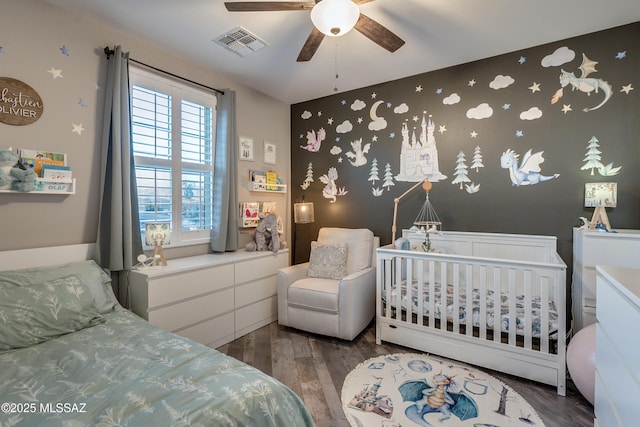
[46,0,640,105]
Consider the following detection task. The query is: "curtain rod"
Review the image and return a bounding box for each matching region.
[104,47,224,95]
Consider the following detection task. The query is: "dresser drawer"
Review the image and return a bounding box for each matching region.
[235,252,287,284]
[596,325,640,426]
[597,277,640,381]
[236,276,277,308]
[148,287,234,331]
[177,312,234,348]
[147,264,234,308]
[235,296,277,334]
[582,235,640,267]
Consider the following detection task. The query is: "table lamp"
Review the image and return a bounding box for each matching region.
[584,182,616,231]
[145,222,170,266]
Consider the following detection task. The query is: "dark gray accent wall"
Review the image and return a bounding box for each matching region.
[291,22,640,272]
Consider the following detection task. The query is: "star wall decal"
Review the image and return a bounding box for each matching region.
[79,98,88,107]
[47,67,63,79]
[470,131,478,138]
[371,92,377,99]
[621,84,634,94]
[327,117,334,125]
[412,116,419,122]
[341,99,347,105]
[372,135,378,142]
[529,82,541,93]
[390,132,395,139]
[562,104,572,114]
[60,45,70,56]
[436,88,443,94]
[502,103,511,110]
[357,117,363,124]
[615,51,627,59]
[338,157,343,163]
[518,56,526,64]
[468,79,476,87]
[72,123,85,135]
[317,111,322,117]
[515,130,523,137]
[415,85,423,92]
[438,125,447,134]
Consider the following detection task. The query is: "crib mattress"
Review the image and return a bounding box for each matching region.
[384,282,558,338]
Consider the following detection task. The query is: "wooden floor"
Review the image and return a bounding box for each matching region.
[218,321,595,427]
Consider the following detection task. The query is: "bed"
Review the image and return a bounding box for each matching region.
[376,230,567,395]
[0,244,315,426]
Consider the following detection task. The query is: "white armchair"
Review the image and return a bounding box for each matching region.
[277,228,380,340]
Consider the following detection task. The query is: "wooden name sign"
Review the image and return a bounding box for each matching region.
[0,77,44,126]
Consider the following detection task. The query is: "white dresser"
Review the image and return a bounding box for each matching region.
[130,249,288,348]
[595,265,640,427]
[572,228,640,331]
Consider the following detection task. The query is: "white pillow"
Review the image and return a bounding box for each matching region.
[307,242,348,280]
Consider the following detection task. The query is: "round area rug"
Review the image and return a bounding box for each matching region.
[341,353,545,427]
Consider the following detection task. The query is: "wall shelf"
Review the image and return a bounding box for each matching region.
[0,178,76,194]
[247,181,287,193]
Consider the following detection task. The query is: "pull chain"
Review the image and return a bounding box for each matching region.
[334,39,339,92]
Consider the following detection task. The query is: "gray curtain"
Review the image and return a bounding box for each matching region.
[210,89,239,252]
[95,45,143,271]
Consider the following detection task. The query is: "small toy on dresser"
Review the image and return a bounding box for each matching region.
[0,148,37,192]
[245,213,287,253]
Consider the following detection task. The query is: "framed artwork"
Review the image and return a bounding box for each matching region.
[263,141,276,165]
[239,136,254,161]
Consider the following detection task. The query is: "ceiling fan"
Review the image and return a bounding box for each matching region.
[224,0,405,62]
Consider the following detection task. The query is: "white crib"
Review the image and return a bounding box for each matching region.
[376,230,567,395]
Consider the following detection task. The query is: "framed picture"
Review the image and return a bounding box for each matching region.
[239,136,254,161]
[263,141,276,165]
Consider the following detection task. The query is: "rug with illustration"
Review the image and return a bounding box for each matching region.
[341,353,544,427]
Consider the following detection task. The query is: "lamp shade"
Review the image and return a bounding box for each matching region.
[294,202,315,224]
[310,0,360,37]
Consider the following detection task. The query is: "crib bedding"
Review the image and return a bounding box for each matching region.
[384,281,559,338]
[0,308,314,427]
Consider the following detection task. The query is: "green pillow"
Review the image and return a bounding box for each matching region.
[0,260,119,314]
[0,275,105,351]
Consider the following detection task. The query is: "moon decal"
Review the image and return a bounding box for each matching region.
[370,100,384,120]
[368,100,388,131]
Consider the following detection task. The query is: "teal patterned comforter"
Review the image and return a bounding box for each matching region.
[0,309,315,426]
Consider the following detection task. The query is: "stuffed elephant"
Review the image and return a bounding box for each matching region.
[246,213,285,253]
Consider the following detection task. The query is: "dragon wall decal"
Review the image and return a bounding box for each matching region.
[551,53,613,112]
[500,149,560,186]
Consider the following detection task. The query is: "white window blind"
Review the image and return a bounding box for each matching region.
[130,65,216,246]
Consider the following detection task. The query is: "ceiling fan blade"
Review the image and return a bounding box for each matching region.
[354,13,405,53]
[224,2,315,12]
[297,27,325,62]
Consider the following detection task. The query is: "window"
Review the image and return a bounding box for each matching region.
[130,65,217,246]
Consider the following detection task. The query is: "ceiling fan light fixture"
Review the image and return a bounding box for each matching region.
[310,0,360,37]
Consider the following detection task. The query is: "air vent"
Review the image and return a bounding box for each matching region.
[213,27,269,57]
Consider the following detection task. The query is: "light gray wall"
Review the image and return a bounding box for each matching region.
[0,0,291,254]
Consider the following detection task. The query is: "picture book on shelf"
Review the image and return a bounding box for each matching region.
[240,202,261,228]
[19,148,67,177]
